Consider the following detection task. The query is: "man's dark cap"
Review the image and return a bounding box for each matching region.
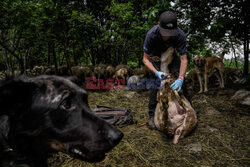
[159,11,178,36]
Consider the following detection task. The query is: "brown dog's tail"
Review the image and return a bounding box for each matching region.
[219,50,228,60]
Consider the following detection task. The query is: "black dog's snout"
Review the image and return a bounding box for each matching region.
[98,120,123,146]
[107,129,123,146]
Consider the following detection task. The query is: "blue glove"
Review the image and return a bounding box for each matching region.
[155,71,167,81]
[170,78,183,92]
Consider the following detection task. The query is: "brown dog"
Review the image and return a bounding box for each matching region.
[106,65,116,79]
[113,68,128,80]
[193,51,227,93]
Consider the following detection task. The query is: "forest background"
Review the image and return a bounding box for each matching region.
[0,0,249,75]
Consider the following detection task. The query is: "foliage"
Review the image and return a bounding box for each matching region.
[0,0,248,72]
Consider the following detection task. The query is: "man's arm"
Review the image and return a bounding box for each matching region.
[143,52,157,74]
[170,53,188,92]
[178,54,188,79]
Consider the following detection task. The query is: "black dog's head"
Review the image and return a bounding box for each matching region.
[0,75,123,166]
[193,56,206,68]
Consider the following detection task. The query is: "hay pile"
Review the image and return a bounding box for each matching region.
[48,86,249,167]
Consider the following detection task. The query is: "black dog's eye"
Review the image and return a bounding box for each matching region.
[61,99,72,110]
[63,104,71,109]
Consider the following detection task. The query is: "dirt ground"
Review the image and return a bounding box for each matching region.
[47,81,250,167]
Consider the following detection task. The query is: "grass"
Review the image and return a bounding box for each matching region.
[48,82,250,167]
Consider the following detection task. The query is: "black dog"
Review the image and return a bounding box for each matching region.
[0,75,123,167]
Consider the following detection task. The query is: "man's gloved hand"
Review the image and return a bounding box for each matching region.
[155,71,167,81]
[170,78,183,92]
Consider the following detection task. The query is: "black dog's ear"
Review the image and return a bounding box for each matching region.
[0,79,37,115]
[65,76,81,86]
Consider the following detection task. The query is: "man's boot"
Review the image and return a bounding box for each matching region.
[148,115,156,130]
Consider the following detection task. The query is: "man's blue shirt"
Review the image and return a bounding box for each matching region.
[143,25,187,57]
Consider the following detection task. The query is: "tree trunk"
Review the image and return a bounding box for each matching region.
[73,46,78,66]
[3,50,11,72]
[229,55,233,67]
[233,50,238,69]
[52,44,59,74]
[243,32,249,76]
[105,45,111,65]
[65,45,72,75]
[115,47,119,65]
[123,44,127,65]
[24,49,28,71]
[243,0,249,76]
[47,43,51,66]
[90,48,96,66]
[60,53,65,66]
[9,53,14,74]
